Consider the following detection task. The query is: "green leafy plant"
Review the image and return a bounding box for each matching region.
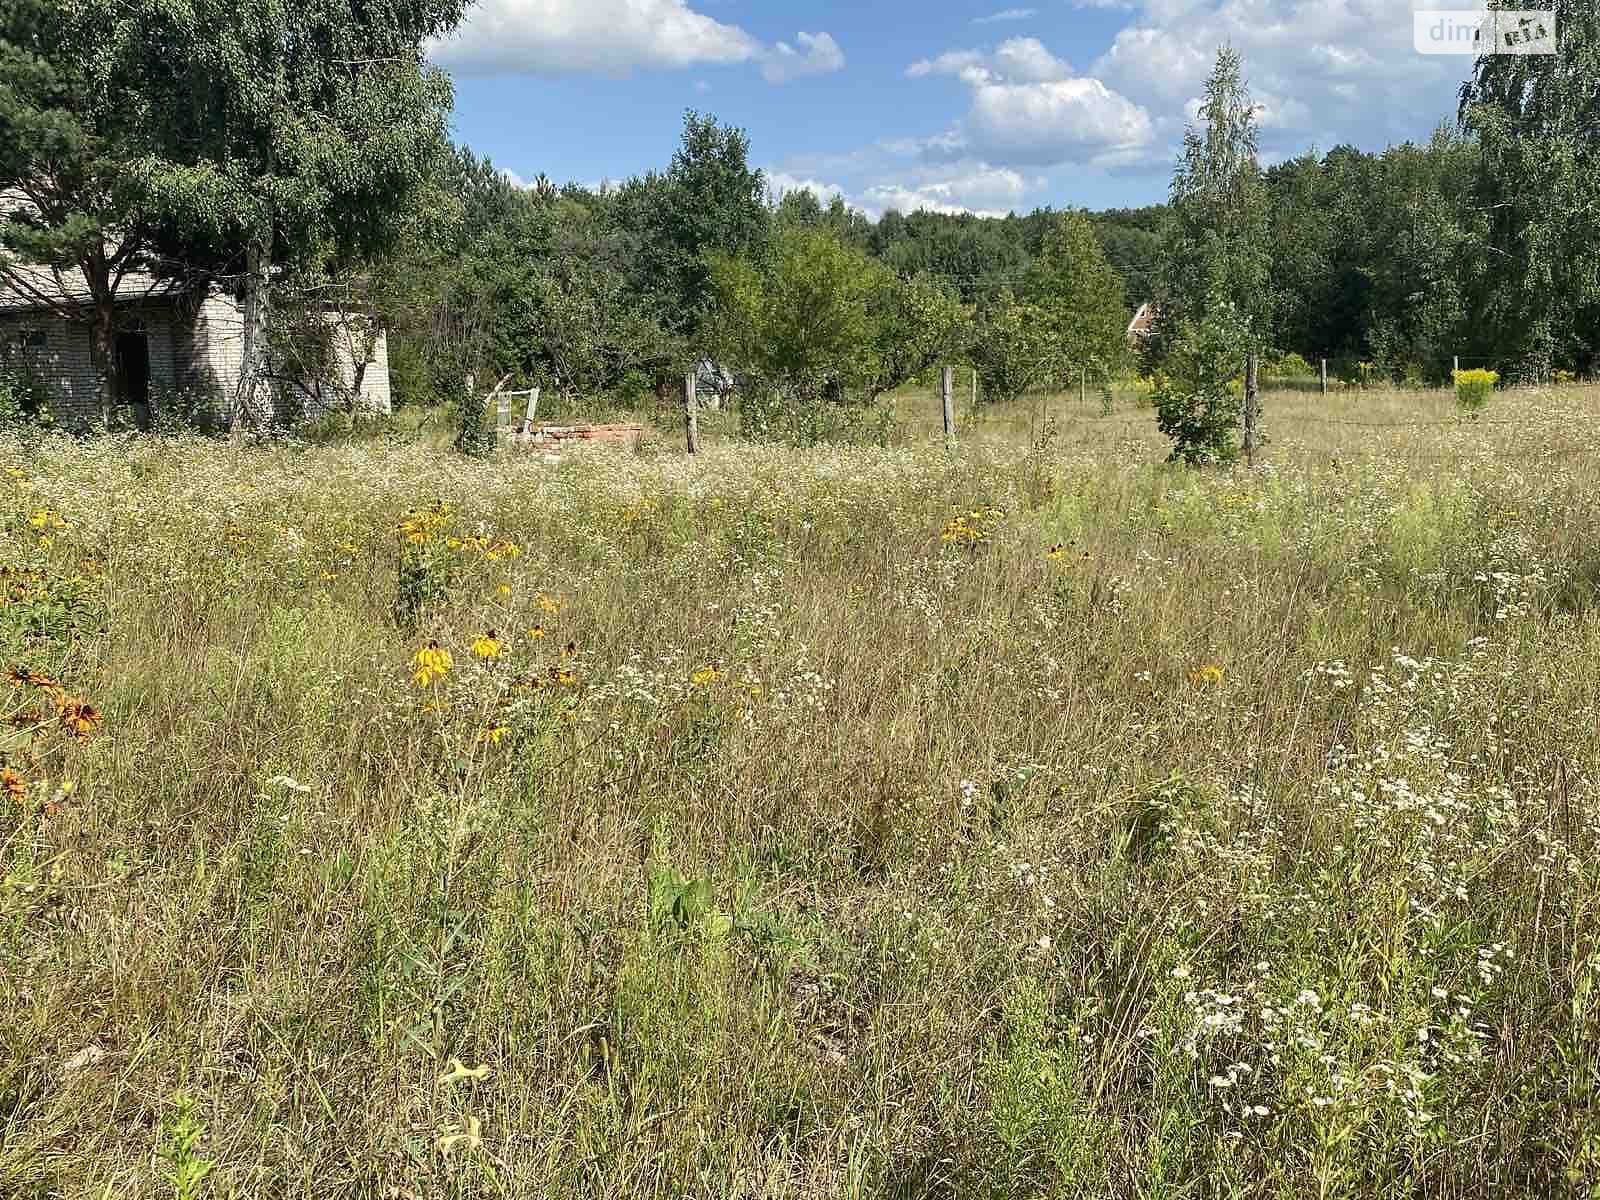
[1151,300,1251,466]
[969,292,1056,404]
[648,864,715,932]
[1263,351,1315,379]
[453,394,495,458]
[983,977,1106,1193]
[157,1094,215,1200]
[393,501,461,631]
[0,366,54,435]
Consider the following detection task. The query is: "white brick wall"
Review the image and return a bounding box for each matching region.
[0,307,180,425]
[321,325,392,415]
[0,312,98,422]
[0,288,393,426]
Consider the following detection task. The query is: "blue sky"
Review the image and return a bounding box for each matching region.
[430,1,1481,216]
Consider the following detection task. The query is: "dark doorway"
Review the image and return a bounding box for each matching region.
[115,330,151,429]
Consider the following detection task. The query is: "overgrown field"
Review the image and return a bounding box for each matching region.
[4,387,1600,1198]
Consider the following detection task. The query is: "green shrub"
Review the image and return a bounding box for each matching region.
[737,388,896,448]
[453,393,495,457]
[1453,367,1498,413]
[1263,351,1314,379]
[1151,301,1252,466]
[0,366,56,435]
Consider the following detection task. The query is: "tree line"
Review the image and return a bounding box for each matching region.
[2,0,1594,441]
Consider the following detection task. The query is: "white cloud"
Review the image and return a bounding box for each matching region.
[908,37,1152,168]
[965,78,1154,164]
[764,160,1033,219]
[860,185,998,218]
[909,38,1071,85]
[974,7,1038,23]
[1089,0,1473,154]
[860,163,1030,217]
[766,172,848,206]
[430,0,842,86]
[762,32,846,84]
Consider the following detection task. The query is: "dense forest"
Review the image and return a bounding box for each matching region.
[383,64,1596,413]
[3,0,1594,432]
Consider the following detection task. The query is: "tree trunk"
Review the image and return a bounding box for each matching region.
[88,300,119,429]
[233,241,272,436]
[83,247,121,429]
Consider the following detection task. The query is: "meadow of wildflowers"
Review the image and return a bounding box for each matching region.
[1,385,1599,1197]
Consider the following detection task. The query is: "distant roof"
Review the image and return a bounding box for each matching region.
[1127,302,1157,340]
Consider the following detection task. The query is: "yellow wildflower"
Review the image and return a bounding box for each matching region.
[56,697,103,739]
[477,724,510,746]
[690,665,723,687]
[1,768,27,806]
[536,593,562,614]
[526,624,549,640]
[471,632,503,659]
[1189,663,1225,689]
[412,642,454,687]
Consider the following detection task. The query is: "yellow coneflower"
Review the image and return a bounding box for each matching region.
[477,724,510,746]
[56,698,103,739]
[1189,663,1225,689]
[690,665,723,687]
[526,624,549,640]
[471,632,503,659]
[1,768,27,806]
[1046,543,1066,562]
[536,593,562,614]
[561,641,578,659]
[495,582,513,599]
[412,641,454,687]
[550,667,578,687]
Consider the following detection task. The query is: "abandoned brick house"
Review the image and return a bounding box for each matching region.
[0,260,392,428]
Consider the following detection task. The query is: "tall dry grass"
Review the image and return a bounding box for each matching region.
[2,383,1599,1197]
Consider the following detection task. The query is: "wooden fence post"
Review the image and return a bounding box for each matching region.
[1243,353,1259,466]
[941,367,955,447]
[1453,355,1460,378]
[522,387,541,432]
[684,372,700,455]
[496,388,510,431]
[1320,358,1327,395]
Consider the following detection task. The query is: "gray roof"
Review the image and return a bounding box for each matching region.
[0,189,186,314]
[0,258,188,315]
